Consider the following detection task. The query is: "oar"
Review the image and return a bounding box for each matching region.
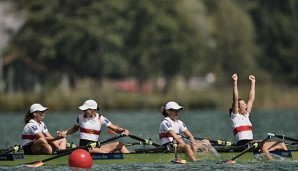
[225,133,273,164]
[128,134,161,147]
[0,145,21,157]
[271,133,298,142]
[22,134,124,167]
[171,141,187,164]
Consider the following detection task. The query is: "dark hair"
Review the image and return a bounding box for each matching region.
[24,110,34,124]
[161,106,167,117]
[229,98,245,116]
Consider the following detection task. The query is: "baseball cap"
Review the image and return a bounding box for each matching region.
[165,101,184,110]
[79,100,99,110]
[30,103,48,113]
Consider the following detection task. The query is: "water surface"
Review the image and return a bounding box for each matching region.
[0,109,297,170]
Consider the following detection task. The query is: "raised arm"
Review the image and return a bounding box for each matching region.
[232,73,239,114]
[246,75,255,114]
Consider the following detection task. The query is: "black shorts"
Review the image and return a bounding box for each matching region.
[79,139,96,146]
[237,139,253,146]
[22,142,34,154]
[162,142,174,152]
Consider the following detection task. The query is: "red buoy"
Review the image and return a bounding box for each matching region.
[68,149,92,168]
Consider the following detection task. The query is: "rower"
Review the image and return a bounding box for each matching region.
[229,73,288,160]
[158,101,212,162]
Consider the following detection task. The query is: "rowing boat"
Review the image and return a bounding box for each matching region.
[1,144,298,166]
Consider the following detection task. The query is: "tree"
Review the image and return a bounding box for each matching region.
[7,0,130,90]
[247,0,298,84]
[203,0,258,83]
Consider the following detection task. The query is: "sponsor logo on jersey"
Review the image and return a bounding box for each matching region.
[31,125,38,131]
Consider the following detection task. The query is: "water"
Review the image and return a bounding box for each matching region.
[0,109,297,170]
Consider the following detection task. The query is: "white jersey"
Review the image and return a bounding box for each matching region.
[21,119,48,145]
[159,117,187,145]
[230,112,253,142]
[76,113,111,141]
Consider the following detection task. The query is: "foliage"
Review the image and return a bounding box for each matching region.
[1,0,298,95]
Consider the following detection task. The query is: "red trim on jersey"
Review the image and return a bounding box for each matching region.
[22,135,36,140]
[233,125,253,135]
[159,133,172,139]
[80,127,101,135]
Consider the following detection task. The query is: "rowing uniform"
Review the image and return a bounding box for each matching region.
[75,113,111,146]
[159,117,187,145]
[230,112,253,145]
[21,119,48,154]
[21,119,48,145]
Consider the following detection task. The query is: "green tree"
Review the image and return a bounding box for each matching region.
[8,0,129,89]
[203,0,257,83]
[247,0,298,84]
[123,0,207,92]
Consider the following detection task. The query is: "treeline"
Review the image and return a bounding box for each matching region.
[1,0,298,94]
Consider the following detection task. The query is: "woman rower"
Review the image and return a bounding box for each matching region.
[230,73,288,160]
[21,103,67,154]
[60,99,130,153]
[159,101,211,162]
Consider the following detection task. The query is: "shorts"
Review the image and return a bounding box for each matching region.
[237,139,253,146]
[162,142,175,152]
[22,142,34,154]
[79,139,96,146]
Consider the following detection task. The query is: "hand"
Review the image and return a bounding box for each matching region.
[56,131,66,138]
[249,75,255,82]
[232,73,238,81]
[121,129,129,136]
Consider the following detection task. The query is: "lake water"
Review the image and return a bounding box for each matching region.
[0,109,297,170]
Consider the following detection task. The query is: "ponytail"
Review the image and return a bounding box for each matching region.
[161,106,167,117]
[24,110,34,124]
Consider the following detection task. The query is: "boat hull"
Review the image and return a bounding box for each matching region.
[0,150,297,166]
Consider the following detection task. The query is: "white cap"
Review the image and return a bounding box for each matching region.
[165,101,184,110]
[79,100,99,110]
[30,103,48,113]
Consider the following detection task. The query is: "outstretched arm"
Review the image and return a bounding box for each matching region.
[232,73,239,114]
[63,124,80,135]
[108,124,129,136]
[246,75,255,114]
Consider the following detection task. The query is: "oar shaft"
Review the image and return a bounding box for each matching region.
[0,149,14,157]
[226,135,270,163]
[189,136,235,146]
[274,134,298,142]
[229,143,255,161]
[0,146,21,157]
[23,134,123,166]
[128,135,160,147]
[100,134,124,144]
